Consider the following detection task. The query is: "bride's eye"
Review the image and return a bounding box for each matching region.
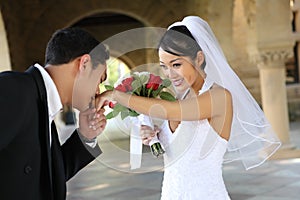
[160,65,168,70]
[173,63,181,68]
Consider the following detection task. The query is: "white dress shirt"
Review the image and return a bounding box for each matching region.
[34,63,62,146]
[34,63,97,148]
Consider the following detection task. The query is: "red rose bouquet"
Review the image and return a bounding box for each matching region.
[105,72,175,119]
[105,72,176,157]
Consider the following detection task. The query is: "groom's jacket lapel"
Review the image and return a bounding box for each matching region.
[26,66,54,199]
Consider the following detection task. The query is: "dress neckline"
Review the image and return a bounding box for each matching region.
[168,78,214,134]
[198,77,214,95]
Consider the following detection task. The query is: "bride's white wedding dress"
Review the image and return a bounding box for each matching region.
[158,81,231,200]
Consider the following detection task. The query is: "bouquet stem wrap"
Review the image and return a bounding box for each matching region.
[130,114,165,169]
[138,114,165,158]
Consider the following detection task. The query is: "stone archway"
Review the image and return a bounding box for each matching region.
[0,10,11,71]
[23,0,179,72]
[70,12,149,70]
[2,0,238,72]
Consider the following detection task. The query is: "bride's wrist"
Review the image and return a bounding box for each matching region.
[111,90,130,107]
[110,90,116,101]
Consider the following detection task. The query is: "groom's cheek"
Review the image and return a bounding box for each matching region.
[94,96,102,109]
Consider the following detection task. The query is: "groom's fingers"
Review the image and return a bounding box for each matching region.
[78,107,107,139]
[88,109,106,127]
[90,119,107,132]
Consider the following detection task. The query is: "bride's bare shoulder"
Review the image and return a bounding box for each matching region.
[209,84,232,97]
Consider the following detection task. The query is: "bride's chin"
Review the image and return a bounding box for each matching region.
[174,82,188,90]
[175,86,189,94]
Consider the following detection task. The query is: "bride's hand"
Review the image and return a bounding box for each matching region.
[95,90,113,111]
[140,125,160,145]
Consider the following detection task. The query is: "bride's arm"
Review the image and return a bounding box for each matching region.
[97,87,232,122]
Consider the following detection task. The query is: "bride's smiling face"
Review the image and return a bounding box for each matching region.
[159,49,202,94]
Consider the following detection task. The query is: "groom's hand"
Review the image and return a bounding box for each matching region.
[78,108,107,140]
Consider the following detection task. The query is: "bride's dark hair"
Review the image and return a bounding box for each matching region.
[158,25,206,69]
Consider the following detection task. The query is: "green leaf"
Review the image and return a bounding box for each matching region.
[162,79,172,87]
[132,73,140,80]
[121,111,130,120]
[133,87,142,96]
[152,85,164,97]
[147,87,153,97]
[139,74,149,85]
[131,80,142,92]
[141,85,146,96]
[129,110,139,117]
[159,91,176,101]
[106,110,120,119]
[113,104,128,112]
[104,85,114,91]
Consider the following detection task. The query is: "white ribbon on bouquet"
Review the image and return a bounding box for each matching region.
[129,114,158,169]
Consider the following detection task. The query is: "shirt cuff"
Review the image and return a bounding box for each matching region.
[77,129,98,148]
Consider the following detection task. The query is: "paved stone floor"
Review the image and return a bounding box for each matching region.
[67,121,300,200]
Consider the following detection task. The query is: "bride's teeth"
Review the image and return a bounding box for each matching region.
[173,79,182,86]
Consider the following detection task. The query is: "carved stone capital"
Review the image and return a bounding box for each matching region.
[255,48,294,69]
[261,48,293,63]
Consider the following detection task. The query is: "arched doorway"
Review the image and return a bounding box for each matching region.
[57,13,141,142]
[0,10,11,71]
[99,57,132,141]
[100,56,131,92]
[71,12,146,70]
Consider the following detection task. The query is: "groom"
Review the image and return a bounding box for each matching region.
[0,27,109,200]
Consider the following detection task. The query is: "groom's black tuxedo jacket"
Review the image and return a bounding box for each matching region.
[0,66,102,200]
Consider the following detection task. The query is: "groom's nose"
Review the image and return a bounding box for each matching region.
[100,71,107,83]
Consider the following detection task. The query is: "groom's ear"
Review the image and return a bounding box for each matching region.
[79,54,91,72]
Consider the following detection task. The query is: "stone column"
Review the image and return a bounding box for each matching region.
[293,0,300,81]
[254,0,300,157]
[0,11,11,71]
[257,47,293,147]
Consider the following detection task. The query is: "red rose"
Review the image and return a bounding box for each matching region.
[122,77,134,85]
[122,77,134,91]
[146,83,159,90]
[115,84,127,92]
[146,74,162,90]
[115,77,134,92]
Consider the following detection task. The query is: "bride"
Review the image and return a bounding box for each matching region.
[98,16,281,199]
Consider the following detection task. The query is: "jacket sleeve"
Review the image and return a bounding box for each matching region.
[0,72,34,151]
[61,130,102,181]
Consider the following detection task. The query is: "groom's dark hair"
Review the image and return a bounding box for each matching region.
[45,27,109,68]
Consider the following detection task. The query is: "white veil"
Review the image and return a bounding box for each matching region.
[169,16,281,170]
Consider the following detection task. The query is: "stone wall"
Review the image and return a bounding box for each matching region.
[0,0,296,103]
